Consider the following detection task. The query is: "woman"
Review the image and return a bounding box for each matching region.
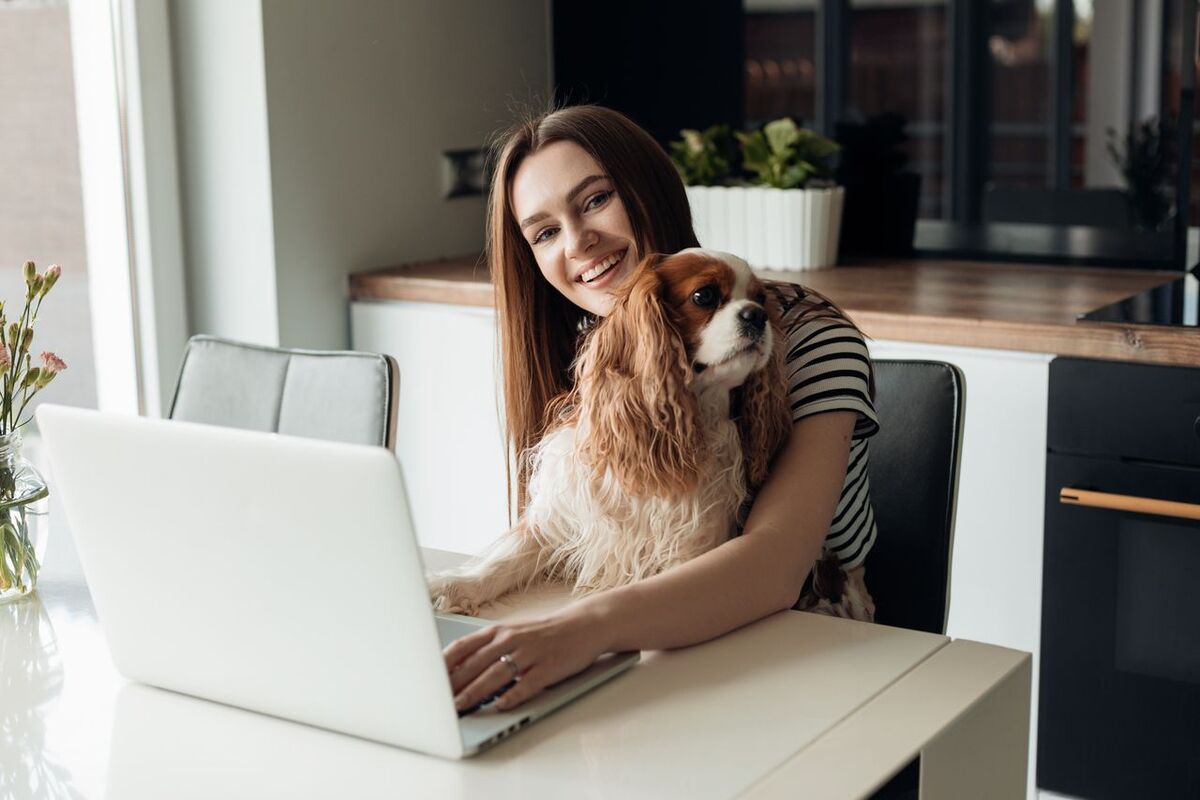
[444,104,879,713]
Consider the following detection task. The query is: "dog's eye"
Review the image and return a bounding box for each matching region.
[755,291,767,305]
[691,285,720,308]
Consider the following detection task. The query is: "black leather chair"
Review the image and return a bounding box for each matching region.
[863,360,966,634]
[168,335,399,449]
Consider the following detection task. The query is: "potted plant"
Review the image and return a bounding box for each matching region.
[1106,113,1177,232]
[835,112,922,256]
[672,118,844,271]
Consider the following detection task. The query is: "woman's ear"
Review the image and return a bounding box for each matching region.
[739,306,793,488]
[573,256,703,497]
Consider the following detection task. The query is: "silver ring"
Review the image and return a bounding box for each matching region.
[498,653,521,679]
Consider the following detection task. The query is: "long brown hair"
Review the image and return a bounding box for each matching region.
[486,104,699,517]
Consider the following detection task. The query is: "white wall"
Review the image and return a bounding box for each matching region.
[262,0,550,349]
[171,0,280,346]
[170,0,551,349]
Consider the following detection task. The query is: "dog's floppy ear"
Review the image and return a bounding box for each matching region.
[739,298,792,488]
[573,254,703,497]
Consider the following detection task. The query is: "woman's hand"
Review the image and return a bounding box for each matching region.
[443,604,609,713]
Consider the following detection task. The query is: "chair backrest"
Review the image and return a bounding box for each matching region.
[168,335,399,449]
[863,360,965,634]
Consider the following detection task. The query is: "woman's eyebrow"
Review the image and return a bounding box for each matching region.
[518,174,609,229]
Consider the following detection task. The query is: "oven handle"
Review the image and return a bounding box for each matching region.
[1059,487,1200,521]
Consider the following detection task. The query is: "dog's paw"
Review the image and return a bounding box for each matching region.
[427,574,482,616]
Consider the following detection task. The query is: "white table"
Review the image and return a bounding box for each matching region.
[1,562,1030,799]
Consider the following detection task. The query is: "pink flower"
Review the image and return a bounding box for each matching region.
[42,264,61,293]
[40,351,66,374]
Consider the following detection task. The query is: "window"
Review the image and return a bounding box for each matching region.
[846,1,948,219]
[745,1,818,129]
[742,0,1198,268]
[0,0,98,418]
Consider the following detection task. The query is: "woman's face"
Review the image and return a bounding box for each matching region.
[510,140,640,317]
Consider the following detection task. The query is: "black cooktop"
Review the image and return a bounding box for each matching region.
[1079,273,1200,327]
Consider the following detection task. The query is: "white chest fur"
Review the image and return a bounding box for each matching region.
[525,395,747,594]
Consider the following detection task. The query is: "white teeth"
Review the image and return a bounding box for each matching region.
[581,250,625,283]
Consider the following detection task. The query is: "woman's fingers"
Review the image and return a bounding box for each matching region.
[443,612,603,713]
[443,623,498,672]
[493,665,548,711]
[447,627,521,694]
[453,650,528,712]
[450,639,514,694]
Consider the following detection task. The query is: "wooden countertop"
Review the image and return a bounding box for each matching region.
[348,255,1199,367]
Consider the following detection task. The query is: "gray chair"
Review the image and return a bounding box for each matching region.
[863,360,966,635]
[168,334,399,449]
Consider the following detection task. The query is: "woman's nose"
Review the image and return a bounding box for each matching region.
[564,222,598,258]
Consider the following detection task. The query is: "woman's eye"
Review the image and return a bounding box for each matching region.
[691,285,720,308]
[532,226,557,245]
[584,191,611,211]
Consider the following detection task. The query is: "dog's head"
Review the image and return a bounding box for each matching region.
[650,247,776,390]
[569,249,792,498]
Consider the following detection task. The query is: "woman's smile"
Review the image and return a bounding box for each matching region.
[578,248,629,286]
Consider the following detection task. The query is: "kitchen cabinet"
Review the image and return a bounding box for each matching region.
[352,300,510,555]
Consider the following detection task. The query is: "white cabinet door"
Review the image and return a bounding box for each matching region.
[872,338,1051,800]
[351,301,509,556]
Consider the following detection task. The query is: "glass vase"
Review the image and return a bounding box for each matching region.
[0,431,49,604]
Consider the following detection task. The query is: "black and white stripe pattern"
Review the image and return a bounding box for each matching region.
[770,281,879,570]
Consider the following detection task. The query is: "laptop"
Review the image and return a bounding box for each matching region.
[36,404,638,759]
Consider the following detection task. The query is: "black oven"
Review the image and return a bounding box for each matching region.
[1039,357,1200,799]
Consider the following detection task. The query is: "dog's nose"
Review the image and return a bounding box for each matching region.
[738,305,767,333]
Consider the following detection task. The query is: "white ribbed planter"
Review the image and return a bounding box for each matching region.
[685,185,844,271]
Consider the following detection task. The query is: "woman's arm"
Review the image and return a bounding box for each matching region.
[443,410,857,712]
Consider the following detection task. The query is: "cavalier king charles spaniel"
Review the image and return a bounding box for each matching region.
[428,248,792,614]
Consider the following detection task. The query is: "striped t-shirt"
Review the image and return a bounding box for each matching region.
[767,280,880,570]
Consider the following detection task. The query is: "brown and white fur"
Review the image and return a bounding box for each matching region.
[428,249,792,614]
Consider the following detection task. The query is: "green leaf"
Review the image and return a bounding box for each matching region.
[735,131,771,178]
[780,164,811,189]
[737,117,839,188]
[795,128,840,159]
[669,125,735,186]
[765,118,800,156]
